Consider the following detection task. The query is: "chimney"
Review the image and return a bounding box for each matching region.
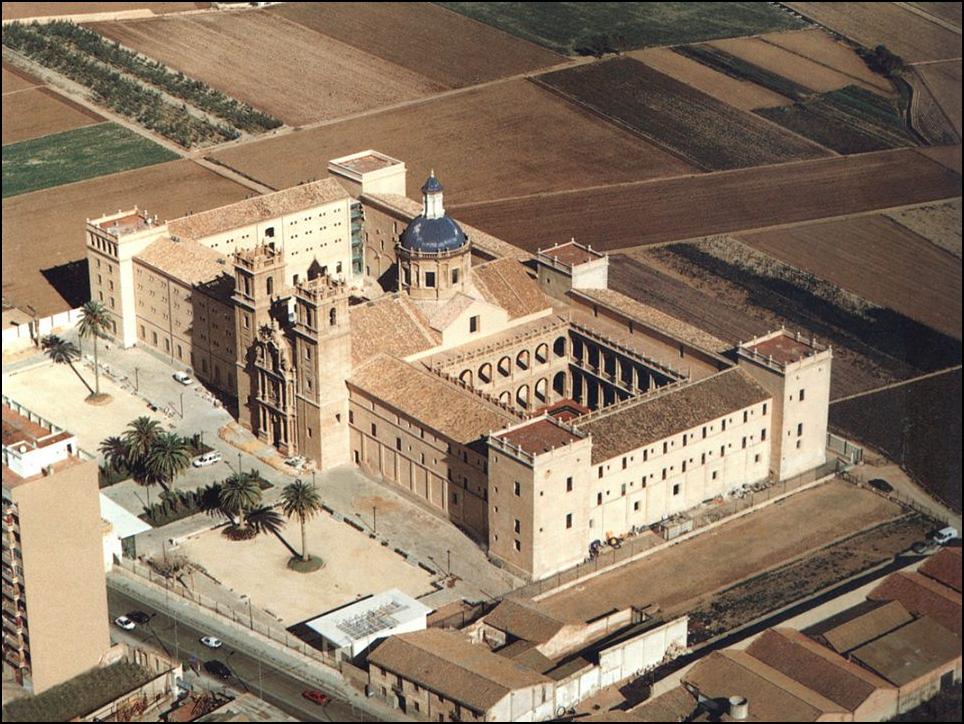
[728,695,748,720]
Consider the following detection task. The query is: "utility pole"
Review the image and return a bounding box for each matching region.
[180,391,184,419]
[373,506,377,535]
[134,366,139,392]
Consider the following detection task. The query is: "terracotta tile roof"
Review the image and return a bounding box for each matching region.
[821,600,914,654]
[134,236,230,285]
[851,617,963,686]
[868,571,962,637]
[496,640,556,674]
[629,685,698,722]
[684,650,843,721]
[573,288,729,354]
[494,418,581,456]
[484,599,568,644]
[167,178,348,240]
[919,547,962,593]
[349,294,440,366]
[577,367,770,464]
[415,292,477,332]
[539,240,604,267]
[746,629,893,712]
[746,331,823,366]
[349,355,518,444]
[473,258,551,320]
[368,629,551,713]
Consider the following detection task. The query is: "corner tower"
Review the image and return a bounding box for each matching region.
[397,171,471,301]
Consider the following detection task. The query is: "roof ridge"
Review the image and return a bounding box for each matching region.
[396,295,441,344]
[725,651,847,714]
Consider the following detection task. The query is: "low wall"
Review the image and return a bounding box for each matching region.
[2,307,82,353]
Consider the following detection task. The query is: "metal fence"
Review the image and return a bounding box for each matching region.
[115,558,343,669]
[827,432,863,465]
[510,459,842,601]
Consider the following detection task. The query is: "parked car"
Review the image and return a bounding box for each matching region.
[930,527,959,545]
[911,540,938,555]
[113,615,136,631]
[204,660,231,679]
[192,451,222,468]
[126,611,151,625]
[173,371,193,385]
[867,478,894,494]
[200,636,223,649]
[302,690,330,706]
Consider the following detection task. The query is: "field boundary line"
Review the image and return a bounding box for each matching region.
[893,2,962,35]
[755,35,892,94]
[830,365,962,404]
[912,66,962,144]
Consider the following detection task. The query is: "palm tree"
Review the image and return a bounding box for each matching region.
[123,417,163,472]
[77,300,111,396]
[280,479,322,562]
[42,334,93,395]
[144,432,191,492]
[245,506,285,537]
[99,435,130,475]
[218,471,263,531]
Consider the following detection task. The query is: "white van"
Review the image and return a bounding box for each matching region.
[930,527,959,545]
[192,451,222,468]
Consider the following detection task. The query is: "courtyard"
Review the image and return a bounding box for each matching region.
[177,509,436,624]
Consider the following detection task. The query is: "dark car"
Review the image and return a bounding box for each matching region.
[868,478,894,494]
[204,660,232,679]
[302,689,331,706]
[126,611,151,625]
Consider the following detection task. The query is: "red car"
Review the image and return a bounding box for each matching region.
[302,690,330,706]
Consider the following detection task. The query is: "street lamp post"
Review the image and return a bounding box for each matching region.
[372,506,377,535]
[134,366,140,392]
[180,391,184,419]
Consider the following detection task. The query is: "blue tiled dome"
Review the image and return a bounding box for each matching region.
[421,173,443,193]
[400,215,468,253]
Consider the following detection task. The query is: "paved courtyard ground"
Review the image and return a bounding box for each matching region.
[179,511,436,625]
[537,479,904,622]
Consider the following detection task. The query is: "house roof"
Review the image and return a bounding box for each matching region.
[349,294,441,366]
[684,650,844,721]
[851,617,963,687]
[919,547,962,593]
[746,629,893,712]
[820,600,914,654]
[368,629,550,713]
[473,257,551,320]
[134,236,230,286]
[629,685,699,722]
[572,287,729,354]
[348,355,518,445]
[167,178,348,241]
[868,571,962,637]
[577,367,771,464]
[484,599,568,644]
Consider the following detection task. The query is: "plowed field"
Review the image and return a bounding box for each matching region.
[2,86,104,145]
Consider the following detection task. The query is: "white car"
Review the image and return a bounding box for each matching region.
[114,616,136,631]
[173,371,194,385]
[200,636,223,649]
[192,451,222,468]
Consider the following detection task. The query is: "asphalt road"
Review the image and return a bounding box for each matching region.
[107,588,377,722]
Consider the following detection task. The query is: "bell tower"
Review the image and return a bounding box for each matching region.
[292,274,351,468]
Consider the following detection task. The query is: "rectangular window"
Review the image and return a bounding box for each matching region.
[673,484,680,496]
[762,428,767,441]
[514,519,520,534]
[425,271,436,287]
[743,410,748,423]
[662,441,668,454]
[469,315,479,333]
[395,437,402,451]
[597,492,603,505]
[742,437,747,449]
[797,423,804,437]
[566,477,573,492]
[662,468,667,481]
[566,513,573,529]
[799,388,805,401]
[371,423,377,437]
[763,402,768,415]
[598,466,604,479]
[634,501,641,511]
[514,539,521,552]
[349,410,354,424]
[513,481,521,496]
[720,445,726,457]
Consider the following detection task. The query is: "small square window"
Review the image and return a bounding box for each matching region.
[673,484,680,496]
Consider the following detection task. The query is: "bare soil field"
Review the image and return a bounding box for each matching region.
[2,86,104,145]
[909,2,962,28]
[831,368,962,513]
[610,250,914,400]
[89,10,442,126]
[785,3,962,64]
[739,216,963,340]
[209,79,695,202]
[537,480,902,623]
[450,149,962,250]
[270,2,562,88]
[688,513,932,643]
[629,47,791,110]
[1,61,40,94]
[2,2,205,19]
[708,36,872,93]
[2,159,249,316]
[907,69,961,146]
[916,61,963,140]
[884,198,962,259]
[919,144,962,175]
[535,57,828,171]
[761,28,894,94]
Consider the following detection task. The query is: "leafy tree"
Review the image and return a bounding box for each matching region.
[280,479,323,562]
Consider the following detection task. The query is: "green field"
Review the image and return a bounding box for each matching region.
[2,122,178,198]
[437,2,806,54]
